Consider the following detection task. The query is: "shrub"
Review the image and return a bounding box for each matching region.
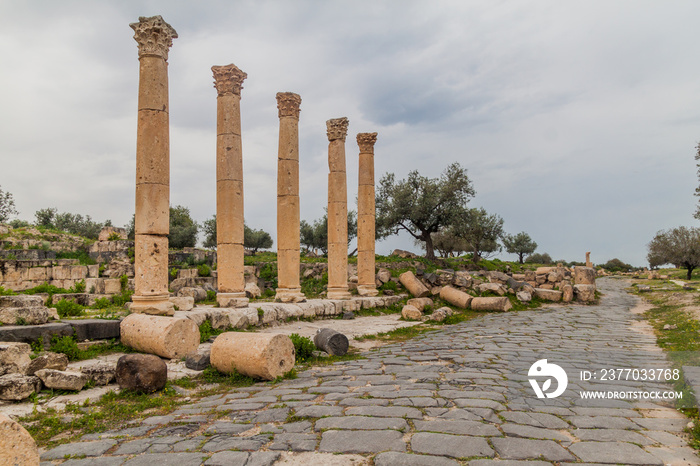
[70,279,86,293]
[289,333,315,363]
[0,286,17,296]
[49,335,80,360]
[107,232,122,241]
[119,275,129,292]
[91,297,112,309]
[54,299,84,318]
[197,263,211,277]
[206,290,216,302]
[199,320,213,343]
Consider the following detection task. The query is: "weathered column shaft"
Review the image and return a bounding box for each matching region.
[357,132,378,297]
[213,64,249,308]
[130,15,177,316]
[326,117,352,300]
[275,93,306,303]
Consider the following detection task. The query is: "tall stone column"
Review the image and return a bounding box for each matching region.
[356,132,378,297]
[275,93,306,303]
[130,16,177,316]
[213,64,249,308]
[326,117,352,300]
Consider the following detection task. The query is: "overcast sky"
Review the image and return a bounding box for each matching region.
[1,0,699,267]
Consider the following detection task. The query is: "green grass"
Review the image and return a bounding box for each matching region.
[46,336,134,362]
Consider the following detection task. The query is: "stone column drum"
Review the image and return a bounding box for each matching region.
[212,64,249,308]
[356,132,378,297]
[130,16,177,315]
[275,93,306,303]
[326,117,352,300]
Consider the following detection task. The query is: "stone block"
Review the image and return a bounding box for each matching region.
[562,284,574,302]
[65,319,121,341]
[407,297,433,311]
[25,352,68,376]
[85,278,104,294]
[0,413,39,466]
[0,373,40,401]
[169,296,194,311]
[401,304,422,320]
[211,332,295,380]
[177,268,198,279]
[440,286,472,309]
[80,362,115,385]
[35,369,88,391]
[70,266,88,280]
[120,314,199,359]
[87,264,100,278]
[0,322,73,347]
[0,306,50,325]
[399,271,430,298]
[533,288,563,302]
[103,278,122,295]
[52,265,71,280]
[0,342,31,376]
[574,284,596,302]
[314,328,349,356]
[186,349,210,371]
[516,291,532,303]
[478,283,506,296]
[574,267,596,285]
[116,354,167,393]
[470,297,512,312]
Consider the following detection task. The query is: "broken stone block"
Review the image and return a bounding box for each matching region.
[573,267,596,285]
[399,271,430,298]
[0,295,50,325]
[116,354,167,393]
[185,349,210,371]
[35,369,88,391]
[376,269,392,284]
[562,284,574,302]
[533,288,563,302]
[470,297,512,312]
[0,413,39,466]
[0,373,41,401]
[25,352,68,376]
[401,304,422,321]
[440,286,472,309]
[177,286,207,302]
[169,296,194,311]
[314,328,349,356]
[120,314,200,359]
[245,282,262,299]
[406,297,433,311]
[477,283,506,296]
[80,362,115,385]
[574,284,596,302]
[430,307,453,322]
[210,332,295,381]
[516,291,532,303]
[0,342,31,376]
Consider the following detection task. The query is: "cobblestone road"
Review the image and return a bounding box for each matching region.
[40,278,700,465]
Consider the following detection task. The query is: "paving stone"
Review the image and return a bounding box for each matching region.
[201,434,270,452]
[568,441,664,465]
[41,440,117,460]
[251,407,290,423]
[491,437,575,461]
[114,438,152,455]
[172,436,206,452]
[346,405,422,419]
[122,453,206,466]
[339,397,390,406]
[468,461,553,466]
[568,415,641,429]
[204,451,250,465]
[294,405,344,418]
[151,424,200,437]
[62,458,127,466]
[571,407,640,417]
[633,417,688,431]
[374,451,460,466]
[645,446,700,465]
[413,419,501,436]
[315,416,409,431]
[319,429,406,453]
[205,421,252,434]
[501,423,572,443]
[500,411,569,429]
[269,433,318,451]
[411,432,493,458]
[643,430,688,446]
[453,398,506,410]
[572,428,655,445]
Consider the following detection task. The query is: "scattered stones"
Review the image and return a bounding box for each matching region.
[562,284,574,302]
[35,369,88,391]
[0,413,39,466]
[313,328,349,356]
[439,286,472,308]
[342,311,355,320]
[115,354,167,393]
[0,373,40,401]
[24,351,68,376]
[0,295,50,325]
[80,362,116,385]
[186,348,211,370]
[168,296,194,311]
[401,304,422,321]
[376,268,392,284]
[120,313,200,359]
[406,297,433,311]
[533,288,562,302]
[470,296,512,312]
[430,307,453,322]
[399,271,430,298]
[516,291,532,303]
[244,282,261,299]
[478,283,506,296]
[210,332,295,380]
[574,284,596,302]
[0,342,31,376]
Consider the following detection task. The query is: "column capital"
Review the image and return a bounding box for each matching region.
[212,64,247,96]
[357,132,378,153]
[276,92,301,119]
[130,15,178,60]
[326,117,349,141]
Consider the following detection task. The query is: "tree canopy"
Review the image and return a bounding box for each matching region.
[169,205,198,249]
[526,252,553,264]
[300,211,357,256]
[503,231,537,264]
[376,163,475,260]
[201,215,273,254]
[647,226,700,279]
[453,207,504,264]
[0,186,18,223]
[415,228,470,258]
[34,207,110,239]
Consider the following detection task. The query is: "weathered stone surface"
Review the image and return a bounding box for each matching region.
[0,373,40,401]
[210,332,294,380]
[562,284,574,302]
[401,304,422,320]
[574,284,596,302]
[169,296,194,311]
[319,429,405,453]
[399,271,430,298]
[0,306,50,325]
[516,291,531,302]
[0,413,39,466]
[39,439,117,460]
[115,354,167,393]
[35,369,88,391]
[314,416,408,431]
[120,314,199,359]
[374,452,460,466]
[491,437,575,461]
[244,282,261,298]
[313,328,349,356]
[185,349,210,371]
[25,352,68,376]
[533,288,562,302]
[430,307,453,322]
[66,319,122,341]
[177,287,207,302]
[411,432,493,459]
[376,269,392,284]
[406,297,433,311]
[470,296,512,311]
[568,441,663,465]
[478,283,506,296]
[80,362,116,385]
[440,286,472,308]
[574,266,596,285]
[0,342,31,375]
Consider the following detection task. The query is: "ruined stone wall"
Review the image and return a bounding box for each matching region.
[0,260,98,291]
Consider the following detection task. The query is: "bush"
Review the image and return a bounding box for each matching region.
[290,333,315,363]
[107,232,122,241]
[525,253,553,264]
[54,299,84,318]
[70,279,86,293]
[206,290,216,302]
[91,297,112,309]
[197,263,211,277]
[49,335,81,360]
[199,320,213,343]
[0,286,17,296]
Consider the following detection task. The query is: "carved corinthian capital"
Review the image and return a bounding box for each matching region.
[276,92,301,119]
[326,117,349,141]
[357,132,378,153]
[130,15,178,60]
[212,64,247,96]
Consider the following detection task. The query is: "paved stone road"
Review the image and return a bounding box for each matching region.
[40,278,700,465]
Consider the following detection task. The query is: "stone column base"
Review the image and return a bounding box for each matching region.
[357,285,379,297]
[130,295,175,316]
[275,288,306,303]
[217,292,249,308]
[327,287,352,300]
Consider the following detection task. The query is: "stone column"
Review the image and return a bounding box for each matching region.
[326,117,352,300]
[356,132,378,297]
[212,64,249,308]
[130,15,177,316]
[275,93,306,303]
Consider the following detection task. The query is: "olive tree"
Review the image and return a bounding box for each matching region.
[376,163,475,260]
[503,231,538,264]
[202,215,273,254]
[647,226,700,279]
[0,186,18,223]
[300,211,357,255]
[453,207,504,264]
[169,205,198,249]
